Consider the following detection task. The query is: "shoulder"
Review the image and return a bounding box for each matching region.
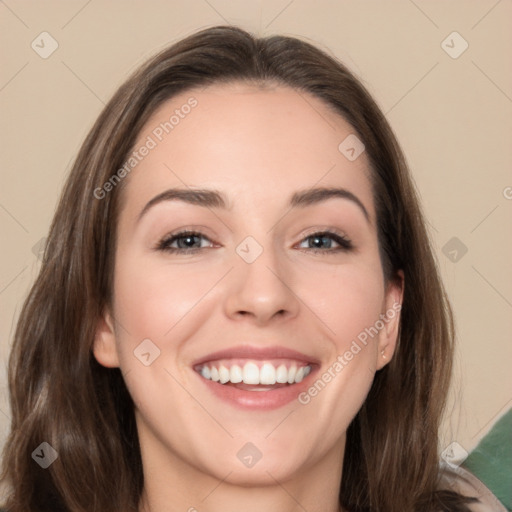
[438,462,507,512]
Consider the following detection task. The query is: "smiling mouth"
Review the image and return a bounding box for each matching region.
[194,360,313,391]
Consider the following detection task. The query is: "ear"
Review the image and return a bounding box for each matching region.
[92,307,120,368]
[376,270,404,370]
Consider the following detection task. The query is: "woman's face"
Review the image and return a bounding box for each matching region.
[94,83,402,486]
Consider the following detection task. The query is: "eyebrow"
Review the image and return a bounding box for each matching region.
[137,186,370,224]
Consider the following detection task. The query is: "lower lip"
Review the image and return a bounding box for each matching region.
[195,370,316,410]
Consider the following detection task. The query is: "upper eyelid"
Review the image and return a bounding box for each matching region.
[161,229,350,241]
[158,229,352,250]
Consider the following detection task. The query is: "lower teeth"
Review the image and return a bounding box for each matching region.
[227,382,290,391]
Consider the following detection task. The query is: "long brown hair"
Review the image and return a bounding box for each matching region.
[1,25,477,511]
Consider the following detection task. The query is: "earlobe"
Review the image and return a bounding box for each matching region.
[92,308,120,368]
[376,270,404,370]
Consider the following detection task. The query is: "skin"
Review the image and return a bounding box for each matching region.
[93,83,404,512]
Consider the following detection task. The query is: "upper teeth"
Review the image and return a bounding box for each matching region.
[199,362,312,385]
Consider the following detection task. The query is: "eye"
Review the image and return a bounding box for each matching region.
[156,230,214,253]
[297,230,353,253]
[156,229,353,255]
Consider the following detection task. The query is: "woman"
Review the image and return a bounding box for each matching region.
[0,25,504,512]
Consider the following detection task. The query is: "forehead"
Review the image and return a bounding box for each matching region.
[120,83,374,220]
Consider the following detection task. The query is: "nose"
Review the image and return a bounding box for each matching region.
[223,242,300,325]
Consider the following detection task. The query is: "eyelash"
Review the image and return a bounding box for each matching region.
[155,229,353,255]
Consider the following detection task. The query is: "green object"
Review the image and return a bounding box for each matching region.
[463,408,512,511]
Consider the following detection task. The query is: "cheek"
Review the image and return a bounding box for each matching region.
[112,254,217,349]
[109,255,220,428]
[295,261,384,417]
[301,259,385,345]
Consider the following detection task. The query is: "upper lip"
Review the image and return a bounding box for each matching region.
[192,345,320,367]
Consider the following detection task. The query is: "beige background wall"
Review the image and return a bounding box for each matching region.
[1,0,511,460]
